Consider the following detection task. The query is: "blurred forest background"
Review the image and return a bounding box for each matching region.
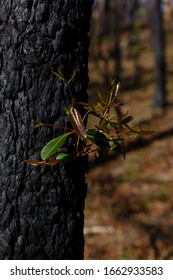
[84,0,173,260]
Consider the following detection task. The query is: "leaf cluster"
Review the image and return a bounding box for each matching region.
[25,70,154,172]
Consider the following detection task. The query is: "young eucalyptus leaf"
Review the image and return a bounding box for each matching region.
[86,130,110,149]
[68,107,87,142]
[109,138,124,150]
[110,121,119,128]
[24,159,44,166]
[112,140,126,159]
[111,78,116,86]
[41,132,71,160]
[87,129,120,151]
[56,153,73,163]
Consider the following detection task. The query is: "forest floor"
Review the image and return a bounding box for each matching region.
[84,25,173,260]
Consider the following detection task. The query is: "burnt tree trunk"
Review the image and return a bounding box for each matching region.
[0,0,93,259]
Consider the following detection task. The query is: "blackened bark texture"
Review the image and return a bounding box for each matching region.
[152,0,167,108]
[0,0,93,259]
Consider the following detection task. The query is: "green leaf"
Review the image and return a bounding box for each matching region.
[41,132,71,160]
[66,108,70,115]
[86,130,119,150]
[112,141,126,159]
[86,130,110,149]
[110,121,119,128]
[111,78,116,86]
[56,153,73,163]
[109,138,124,150]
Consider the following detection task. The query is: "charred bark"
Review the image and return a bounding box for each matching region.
[0,0,93,259]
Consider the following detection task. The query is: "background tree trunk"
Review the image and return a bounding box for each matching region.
[152,0,167,108]
[0,0,93,260]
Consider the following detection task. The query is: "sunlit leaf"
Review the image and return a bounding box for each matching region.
[109,138,124,150]
[66,108,70,115]
[109,80,120,99]
[111,78,116,86]
[41,132,71,160]
[115,81,120,95]
[68,107,87,142]
[56,153,73,163]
